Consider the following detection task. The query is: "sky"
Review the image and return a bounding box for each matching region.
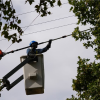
[0,0,96,100]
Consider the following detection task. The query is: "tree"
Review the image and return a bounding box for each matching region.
[0,0,62,43]
[66,0,100,99]
[0,0,62,91]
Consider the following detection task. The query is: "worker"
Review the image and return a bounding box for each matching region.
[27,39,52,58]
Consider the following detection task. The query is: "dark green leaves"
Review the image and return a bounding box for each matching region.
[66,0,100,99]
[57,0,62,7]
[26,0,61,17]
[0,22,2,26]
[25,0,35,5]
[0,0,23,44]
[70,6,73,11]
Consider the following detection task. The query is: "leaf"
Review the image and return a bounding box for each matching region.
[57,0,62,7]
[27,0,34,5]
[35,5,39,8]
[48,11,51,15]
[49,1,54,7]
[17,39,22,43]
[70,6,73,11]
[18,20,21,24]
[13,24,17,29]
[44,6,47,11]
[8,36,12,41]
[13,33,17,37]
[0,22,2,26]
[12,39,15,43]
[52,0,56,3]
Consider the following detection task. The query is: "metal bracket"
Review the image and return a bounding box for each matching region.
[1,57,34,91]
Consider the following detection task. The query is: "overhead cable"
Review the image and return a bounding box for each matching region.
[4,14,40,52]
[7,15,74,31]
[0,27,94,57]
[23,14,40,31]
[21,15,74,28]
[0,22,77,42]
[16,2,68,16]
[22,23,77,36]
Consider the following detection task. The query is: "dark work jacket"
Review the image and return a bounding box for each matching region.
[26,42,51,57]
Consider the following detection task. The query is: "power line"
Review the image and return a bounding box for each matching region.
[21,15,74,28]
[15,2,68,16]
[23,14,40,31]
[4,14,40,51]
[4,2,68,51]
[4,43,13,52]
[0,22,77,42]
[22,23,77,36]
[7,15,74,31]
[4,3,42,51]
[1,27,94,56]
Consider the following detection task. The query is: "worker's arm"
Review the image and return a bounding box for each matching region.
[38,39,52,53]
[26,40,52,57]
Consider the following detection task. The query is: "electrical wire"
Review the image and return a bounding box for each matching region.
[23,14,40,31]
[4,2,68,51]
[0,22,76,42]
[2,27,94,55]
[7,15,74,31]
[22,23,77,36]
[4,3,42,51]
[4,14,40,52]
[4,43,13,52]
[15,2,68,16]
[21,15,74,28]
[1,24,94,42]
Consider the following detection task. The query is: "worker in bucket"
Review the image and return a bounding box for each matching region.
[27,39,52,58]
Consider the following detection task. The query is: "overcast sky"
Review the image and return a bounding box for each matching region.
[0,0,96,100]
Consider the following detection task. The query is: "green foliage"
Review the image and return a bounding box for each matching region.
[26,0,62,17]
[66,95,81,100]
[0,0,23,43]
[57,0,62,7]
[0,0,62,44]
[66,0,100,99]
[0,79,2,91]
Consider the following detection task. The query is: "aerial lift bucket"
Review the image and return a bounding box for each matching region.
[20,54,44,95]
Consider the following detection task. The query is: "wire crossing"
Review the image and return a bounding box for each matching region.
[7,15,75,31]
[16,2,68,16]
[0,22,76,42]
[22,23,76,36]
[21,15,74,28]
[4,14,40,52]
[3,2,68,51]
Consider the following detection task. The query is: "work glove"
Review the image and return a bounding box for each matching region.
[49,39,52,44]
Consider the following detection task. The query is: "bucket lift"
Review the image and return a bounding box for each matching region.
[1,54,44,95]
[0,35,69,95]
